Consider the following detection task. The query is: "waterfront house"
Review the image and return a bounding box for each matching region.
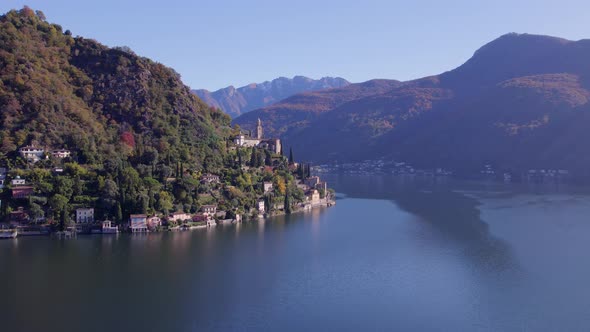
[263,182,273,194]
[206,218,216,227]
[51,149,71,159]
[11,176,26,186]
[201,205,217,217]
[129,214,148,233]
[9,207,29,226]
[101,220,119,234]
[168,212,192,223]
[257,200,265,214]
[12,186,33,199]
[147,216,162,230]
[19,146,45,162]
[200,173,220,184]
[307,189,321,206]
[76,208,95,223]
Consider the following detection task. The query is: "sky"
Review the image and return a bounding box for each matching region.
[2,0,590,91]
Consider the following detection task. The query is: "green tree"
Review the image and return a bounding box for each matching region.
[49,194,69,227]
[249,149,257,167]
[289,147,294,164]
[157,191,174,215]
[54,176,74,199]
[29,202,44,222]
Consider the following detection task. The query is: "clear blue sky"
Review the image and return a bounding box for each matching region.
[2,0,589,90]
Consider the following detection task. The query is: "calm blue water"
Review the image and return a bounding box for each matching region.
[2,175,590,331]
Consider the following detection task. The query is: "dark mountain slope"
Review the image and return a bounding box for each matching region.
[234,79,402,139]
[235,33,590,174]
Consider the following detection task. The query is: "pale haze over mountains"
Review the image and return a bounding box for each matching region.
[193,76,350,118]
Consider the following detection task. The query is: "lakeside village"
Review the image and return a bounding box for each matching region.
[0,119,334,239]
[314,160,572,184]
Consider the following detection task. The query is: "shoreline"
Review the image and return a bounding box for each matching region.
[2,199,337,240]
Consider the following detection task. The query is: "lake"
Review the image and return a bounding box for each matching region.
[2,174,590,331]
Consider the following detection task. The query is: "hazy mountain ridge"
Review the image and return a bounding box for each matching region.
[234,33,590,174]
[194,76,350,118]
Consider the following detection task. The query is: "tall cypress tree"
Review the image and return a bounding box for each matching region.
[250,149,257,167]
[284,188,291,214]
[289,147,294,164]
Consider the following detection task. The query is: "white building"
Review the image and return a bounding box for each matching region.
[307,190,321,206]
[169,212,192,223]
[201,205,217,217]
[232,119,281,154]
[76,208,95,223]
[101,220,119,234]
[263,182,274,194]
[233,134,260,147]
[200,174,220,184]
[51,149,71,159]
[11,176,25,186]
[257,200,265,214]
[19,146,45,162]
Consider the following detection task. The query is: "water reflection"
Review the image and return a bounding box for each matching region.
[324,174,516,272]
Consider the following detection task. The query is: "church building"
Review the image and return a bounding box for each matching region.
[233,119,282,155]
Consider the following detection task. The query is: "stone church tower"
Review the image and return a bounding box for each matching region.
[256,118,264,139]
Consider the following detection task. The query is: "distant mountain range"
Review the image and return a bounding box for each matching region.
[193,76,350,118]
[234,33,590,174]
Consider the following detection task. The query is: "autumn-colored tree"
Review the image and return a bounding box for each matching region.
[120,131,136,148]
[275,176,286,195]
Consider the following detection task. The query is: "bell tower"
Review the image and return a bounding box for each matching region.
[256,118,264,139]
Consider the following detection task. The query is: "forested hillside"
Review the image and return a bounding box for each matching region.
[0,7,318,226]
